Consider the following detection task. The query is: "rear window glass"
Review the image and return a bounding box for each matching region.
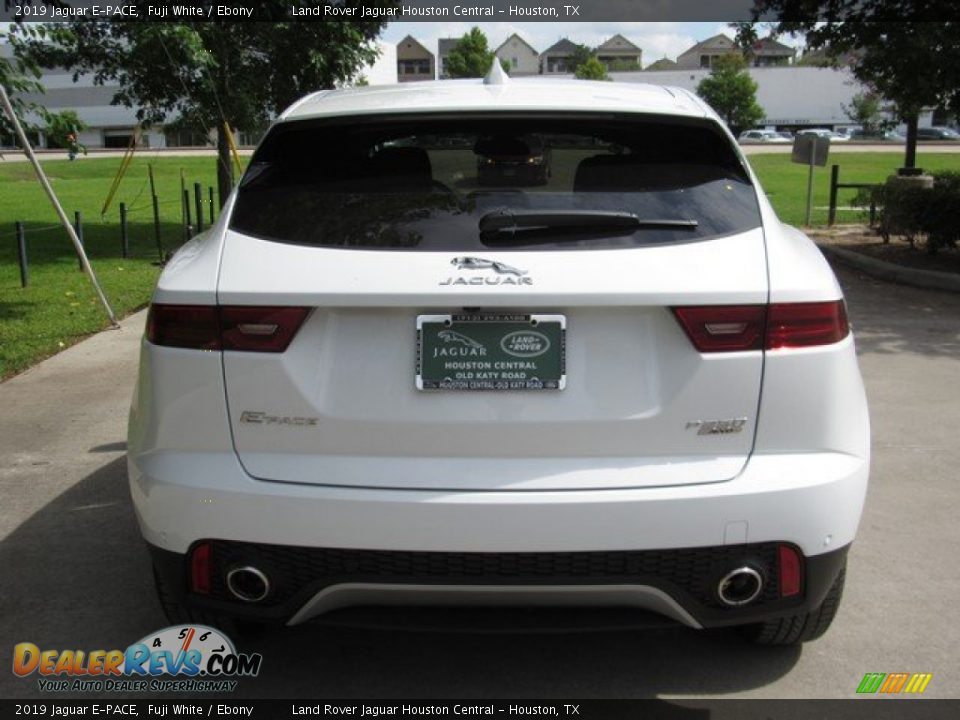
[230,114,760,251]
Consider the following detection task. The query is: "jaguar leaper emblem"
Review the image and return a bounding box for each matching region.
[437,330,485,350]
[440,257,533,286]
[450,257,528,276]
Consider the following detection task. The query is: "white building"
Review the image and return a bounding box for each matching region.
[2,40,397,150]
[613,66,928,130]
[1,41,164,149]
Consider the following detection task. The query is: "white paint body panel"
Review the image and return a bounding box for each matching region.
[218,229,768,490]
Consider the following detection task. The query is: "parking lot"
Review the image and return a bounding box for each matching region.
[0,264,957,700]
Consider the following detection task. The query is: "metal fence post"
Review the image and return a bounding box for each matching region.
[828,164,840,226]
[152,193,164,261]
[74,210,84,270]
[16,221,28,288]
[194,182,204,234]
[120,202,129,259]
[182,188,192,242]
[208,186,215,225]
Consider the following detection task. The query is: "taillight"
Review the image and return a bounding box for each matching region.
[190,542,211,595]
[147,304,309,353]
[146,305,220,350]
[672,300,848,353]
[766,301,849,349]
[672,305,766,353]
[220,306,309,352]
[778,544,803,598]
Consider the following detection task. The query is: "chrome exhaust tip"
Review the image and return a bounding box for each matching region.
[225,566,270,603]
[717,566,764,607]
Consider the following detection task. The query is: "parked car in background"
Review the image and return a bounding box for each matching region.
[796,128,849,143]
[917,126,960,141]
[738,129,790,144]
[849,128,904,142]
[130,72,869,645]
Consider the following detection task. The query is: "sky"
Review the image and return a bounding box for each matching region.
[381,21,805,65]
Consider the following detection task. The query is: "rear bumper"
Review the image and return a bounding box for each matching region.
[128,450,867,558]
[130,449,865,626]
[149,540,850,629]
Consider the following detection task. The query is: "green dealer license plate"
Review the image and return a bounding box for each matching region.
[417,314,566,391]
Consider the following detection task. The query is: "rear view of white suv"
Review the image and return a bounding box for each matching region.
[128,70,869,644]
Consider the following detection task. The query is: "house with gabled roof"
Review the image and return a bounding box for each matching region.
[595,34,642,71]
[495,33,540,76]
[676,33,739,69]
[540,38,581,74]
[676,33,794,70]
[749,36,797,67]
[437,38,459,79]
[396,35,435,82]
[644,57,678,71]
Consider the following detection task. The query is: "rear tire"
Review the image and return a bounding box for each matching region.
[738,565,846,645]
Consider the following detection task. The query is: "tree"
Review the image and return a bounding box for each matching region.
[696,54,765,134]
[45,109,86,151]
[17,6,391,205]
[843,91,884,136]
[445,28,505,79]
[736,12,960,172]
[568,43,594,74]
[574,57,610,81]
[1,25,58,141]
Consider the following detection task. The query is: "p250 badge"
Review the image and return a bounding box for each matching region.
[686,417,748,435]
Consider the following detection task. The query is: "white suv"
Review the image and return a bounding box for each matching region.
[128,69,869,644]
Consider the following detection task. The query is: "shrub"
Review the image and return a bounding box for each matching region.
[924,172,960,254]
[869,171,960,254]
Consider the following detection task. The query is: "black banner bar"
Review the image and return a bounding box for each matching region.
[2,700,960,720]
[4,0,960,23]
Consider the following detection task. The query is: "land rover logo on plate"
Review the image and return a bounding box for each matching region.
[501,330,551,358]
[416,314,565,391]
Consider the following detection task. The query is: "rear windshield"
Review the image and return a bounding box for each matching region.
[230,114,760,251]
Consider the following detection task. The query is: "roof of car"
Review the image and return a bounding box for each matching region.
[279,78,711,123]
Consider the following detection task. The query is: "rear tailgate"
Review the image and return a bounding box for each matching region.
[218,228,767,491]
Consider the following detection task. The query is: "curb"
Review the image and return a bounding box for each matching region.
[817,243,960,294]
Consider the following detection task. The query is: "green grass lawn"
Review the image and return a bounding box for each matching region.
[1,151,958,379]
[0,155,229,378]
[749,151,960,226]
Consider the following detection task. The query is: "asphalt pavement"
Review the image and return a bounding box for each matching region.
[0,265,958,700]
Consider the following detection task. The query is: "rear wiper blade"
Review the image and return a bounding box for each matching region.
[478,209,698,235]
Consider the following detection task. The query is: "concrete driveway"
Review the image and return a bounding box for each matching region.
[1,265,958,700]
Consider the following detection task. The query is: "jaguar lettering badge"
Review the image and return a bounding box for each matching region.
[440,257,533,286]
